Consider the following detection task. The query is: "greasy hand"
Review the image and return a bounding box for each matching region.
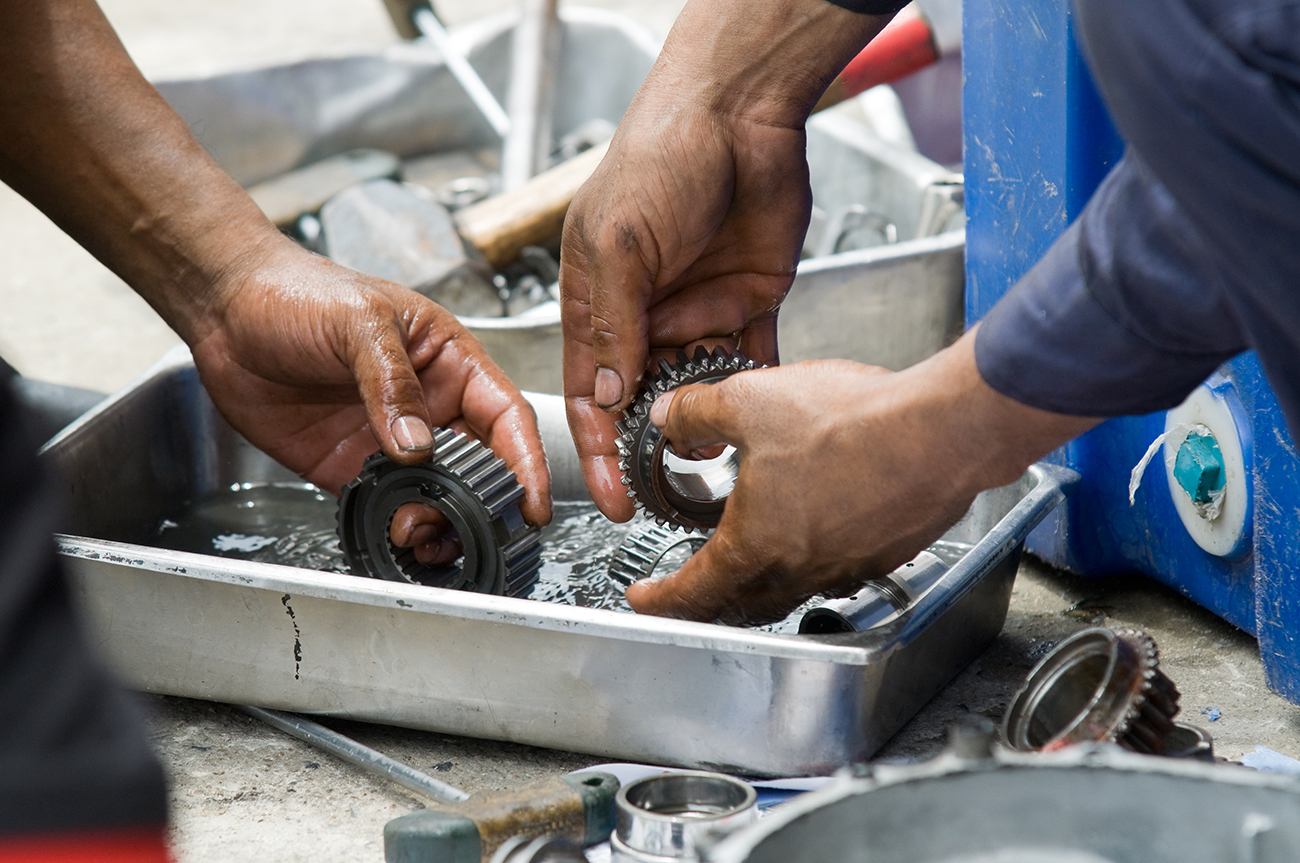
[626,333,1099,625]
[559,0,893,522]
[189,240,551,539]
[560,102,810,522]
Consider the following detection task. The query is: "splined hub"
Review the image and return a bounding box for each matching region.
[1003,627,1182,755]
[615,346,761,531]
[337,429,542,596]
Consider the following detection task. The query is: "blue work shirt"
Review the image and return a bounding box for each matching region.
[975,0,1300,429]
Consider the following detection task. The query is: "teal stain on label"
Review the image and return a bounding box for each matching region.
[1174,432,1226,505]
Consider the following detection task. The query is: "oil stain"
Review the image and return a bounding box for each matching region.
[281,593,302,680]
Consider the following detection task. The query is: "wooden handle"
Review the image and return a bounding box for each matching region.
[454,140,609,268]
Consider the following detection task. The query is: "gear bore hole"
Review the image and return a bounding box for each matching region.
[390,501,464,570]
[661,446,738,503]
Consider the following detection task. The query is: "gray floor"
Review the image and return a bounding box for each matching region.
[7,0,1300,861]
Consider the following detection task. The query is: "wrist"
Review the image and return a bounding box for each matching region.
[894,330,1101,497]
[649,0,893,129]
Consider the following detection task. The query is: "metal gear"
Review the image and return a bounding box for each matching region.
[1003,627,1182,756]
[336,429,542,596]
[608,523,709,586]
[615,346,761,531]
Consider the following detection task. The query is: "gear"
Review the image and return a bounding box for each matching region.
[615,346,761,531]
[1003,627,1182,756]
[608,523,710,586]
[337,429,541,596]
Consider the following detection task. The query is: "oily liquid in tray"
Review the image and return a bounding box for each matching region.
[151,483,972,633]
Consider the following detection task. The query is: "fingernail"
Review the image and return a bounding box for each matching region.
[392,416,433,452]
[649,392,673,427]
[595,366,623,409]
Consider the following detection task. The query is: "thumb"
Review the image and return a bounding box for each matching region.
[586,229,654,414]
[650,377,746,455]
[349,317,434,465]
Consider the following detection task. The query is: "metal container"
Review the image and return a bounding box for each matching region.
[42,348,1073,777]
[151,10,964,394]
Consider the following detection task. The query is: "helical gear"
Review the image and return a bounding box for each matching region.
[1003,627,1182,756]
[615,346,761,531]
[337,429,542,597]
[608,523,710,586]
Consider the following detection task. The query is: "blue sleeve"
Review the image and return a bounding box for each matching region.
[974,0,1300,426]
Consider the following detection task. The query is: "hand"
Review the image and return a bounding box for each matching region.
[188,242,552,552]
[625,332,1099,625]
[559,0,894,521]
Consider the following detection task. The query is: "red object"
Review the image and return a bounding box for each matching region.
[839,15,939,97]
[0,828,170,863]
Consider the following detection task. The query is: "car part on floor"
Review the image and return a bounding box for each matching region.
[612,772,757,863]
[1002,628,1181,755]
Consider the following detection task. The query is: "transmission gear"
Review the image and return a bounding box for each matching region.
[337,429,542,596]
[615,346,761,531]
[1003,627,1182,755]
[608,523,710,586]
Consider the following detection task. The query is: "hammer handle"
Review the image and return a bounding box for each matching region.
[454,140,609,269]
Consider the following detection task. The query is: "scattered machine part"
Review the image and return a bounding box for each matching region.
[434,175,494,210]
[1162,721,1215,761]
[813,204,899,257]
[385,771,619,863]
[609,524,709,586]
[246,149,402,228]
[705,718,1300,863]
[1003,627,1182,755]
[319,179,502,317]
[799,550,948,634]
[489,835,586,863]
[241,705,469,803]
[612,772,758,863]
[552,118,616,166]
[616,347,762,531]
[337,430,542,596]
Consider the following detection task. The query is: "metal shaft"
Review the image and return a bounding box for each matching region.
[502,0,561,189]
[241,705,470,803]
[413,7,511,138]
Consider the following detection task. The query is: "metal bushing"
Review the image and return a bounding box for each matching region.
[608,524,709,586]
[489,835,587,863]
[799,550,949,634]
[1003,627,1181,755]
[337,429,542,596]
[616,347,761,531]
[611,771,757,863]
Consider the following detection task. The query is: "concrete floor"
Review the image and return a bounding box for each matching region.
[7,0,1300,860]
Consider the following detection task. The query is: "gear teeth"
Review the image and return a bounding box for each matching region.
[337,430,542,597]
[608,524,709,586]
[614,348,765,530]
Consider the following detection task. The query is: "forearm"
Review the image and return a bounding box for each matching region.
[646,0,898,130]
[0,0,285,346]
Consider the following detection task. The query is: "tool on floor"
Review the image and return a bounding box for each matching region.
[610,771,757,863]
[242,704,618,863]
[502,0,561,190]
[616,347,762,531]
[488,835,586,863]
[337,429,542,596]
[240,705,469,803]
[1002,627,1190,756]
[384,773,619,863]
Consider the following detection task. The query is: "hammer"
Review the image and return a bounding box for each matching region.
[242,706,618,863]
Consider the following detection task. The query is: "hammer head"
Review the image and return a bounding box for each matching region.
[320,179,502,318]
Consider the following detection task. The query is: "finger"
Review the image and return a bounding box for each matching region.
[565,396,636,522]
[646,276,788,356]
[345,298,434,466]
[390,502,452,547]
[625,529,802,625]
[651,376,750,455]
[736,312,780,368]
[583,217,656,414]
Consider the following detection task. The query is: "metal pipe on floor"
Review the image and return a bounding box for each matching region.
[240,705,470,803]
[501,0,561,189]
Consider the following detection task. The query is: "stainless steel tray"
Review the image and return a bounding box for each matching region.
[43,348,1073,777]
